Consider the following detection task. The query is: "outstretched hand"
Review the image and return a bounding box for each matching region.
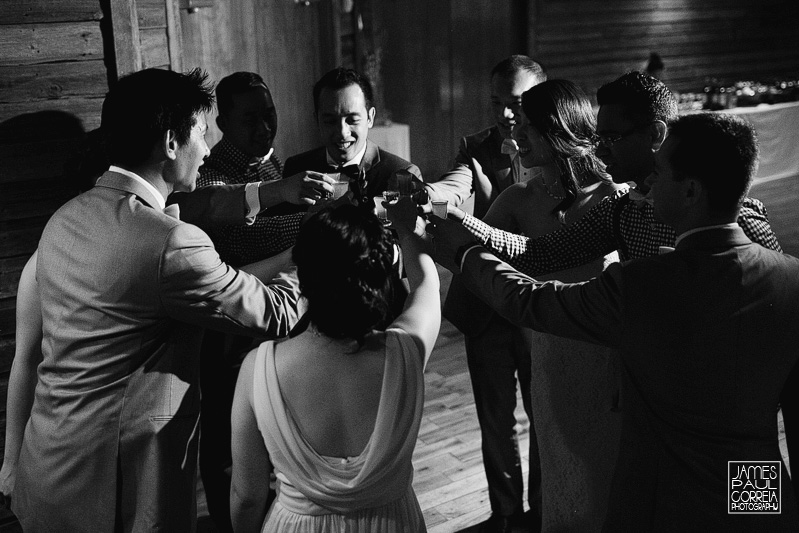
[385,196,426,237]
[277,171,336,205]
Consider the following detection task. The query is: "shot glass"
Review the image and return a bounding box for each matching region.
[331,178,350,200]
[431,200,448,219]
[382,190,400,203]
[373,196,391,226]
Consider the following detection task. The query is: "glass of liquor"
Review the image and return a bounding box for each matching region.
[382,189,400,203]
[431,200,448,219]
[373,196,391,226]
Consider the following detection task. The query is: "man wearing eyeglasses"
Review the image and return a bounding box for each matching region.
[445,71,781,268]
[441,71,793,511]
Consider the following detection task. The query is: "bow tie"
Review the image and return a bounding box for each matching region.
[163,203,181,220]
[328,164,361,181]
[500,138,519,157]
[329,165,370,209]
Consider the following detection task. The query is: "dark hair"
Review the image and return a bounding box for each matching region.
[490,54,547,84]
[292,204,396,345]
[522,79,611,223]
[216,71,270,116]
[666,113,757,215]
[313,67,374,116]
[101,68,214,168]
[596,71,677,127]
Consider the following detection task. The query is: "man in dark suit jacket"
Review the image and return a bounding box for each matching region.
[12,68,304,532]
[426,55,546,219]
[425,112,799,530]
[281,67,422,212]
[434,55,547,532]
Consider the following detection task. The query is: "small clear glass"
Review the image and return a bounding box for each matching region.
[431,200,448,219]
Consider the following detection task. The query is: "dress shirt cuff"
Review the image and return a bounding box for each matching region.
[461,214,491,245]
[244,182,262,225]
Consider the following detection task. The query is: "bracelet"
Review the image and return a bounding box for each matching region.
[455,242,480,268]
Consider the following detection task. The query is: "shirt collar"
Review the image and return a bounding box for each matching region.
[249,147,274,167]
[108,165,166,209]
[675,223,740,247]
[326,142,367,168]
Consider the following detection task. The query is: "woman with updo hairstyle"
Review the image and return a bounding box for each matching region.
[292,205,397,343]
[230,203,440,532]
[479,79,626,530]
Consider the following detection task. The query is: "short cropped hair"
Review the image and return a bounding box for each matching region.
[313,67,374,116]
[596,71,677,127]
[667,113,758,214]
[292,204,396,346]
[490,54,547,84]
[216,71,270,116]
[101,68,214,168]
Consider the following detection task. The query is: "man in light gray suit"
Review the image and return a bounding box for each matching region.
[12,68,303,532]
[411,112,799,529]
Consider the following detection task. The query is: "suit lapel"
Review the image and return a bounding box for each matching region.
[361,140,380,173]
[95,171,163,210]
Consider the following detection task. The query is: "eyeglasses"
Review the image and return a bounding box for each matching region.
[594,128,640,148]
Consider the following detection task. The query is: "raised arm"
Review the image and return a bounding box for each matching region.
[160,223,303,340]
[387,200,441,367]
[0,252,43,501]
[446,189,624,277]
[230,349,272,532]
[239,247,294,284]
[425,137,475,208]
[169,173,334,228]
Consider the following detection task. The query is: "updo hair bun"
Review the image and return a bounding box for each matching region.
[293,204,397,344]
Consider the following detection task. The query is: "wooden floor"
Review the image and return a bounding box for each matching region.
[408,268,531,532]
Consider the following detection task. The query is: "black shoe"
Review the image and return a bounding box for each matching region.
[523,509,542,533]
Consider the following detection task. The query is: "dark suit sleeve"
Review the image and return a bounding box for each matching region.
[426,137,474,207]
[460,246,625,348]
[168,186,250,228]
[158,222,303,339]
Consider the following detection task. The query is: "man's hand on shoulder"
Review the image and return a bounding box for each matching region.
[260,171,335,208]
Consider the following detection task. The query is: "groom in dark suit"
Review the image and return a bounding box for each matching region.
[421,112,799,529]
[280,67,423,213]
[13,68,303,532]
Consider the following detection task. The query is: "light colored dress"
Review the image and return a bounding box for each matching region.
[531,256,622,532]
[251,328,427,532]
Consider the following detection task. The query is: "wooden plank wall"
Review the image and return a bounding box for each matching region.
[179,0,331,158]
[0,1,107,451]
[528,0,799,98]
[0,0,182,457]
[378,0,523,179]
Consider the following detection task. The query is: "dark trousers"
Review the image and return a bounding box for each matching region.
[465,314,542,518]
[199,331,254,533]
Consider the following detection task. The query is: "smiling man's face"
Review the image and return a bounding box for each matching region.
[317,83,375,165]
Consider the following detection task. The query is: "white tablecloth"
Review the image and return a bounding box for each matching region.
[724,101,799,183]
